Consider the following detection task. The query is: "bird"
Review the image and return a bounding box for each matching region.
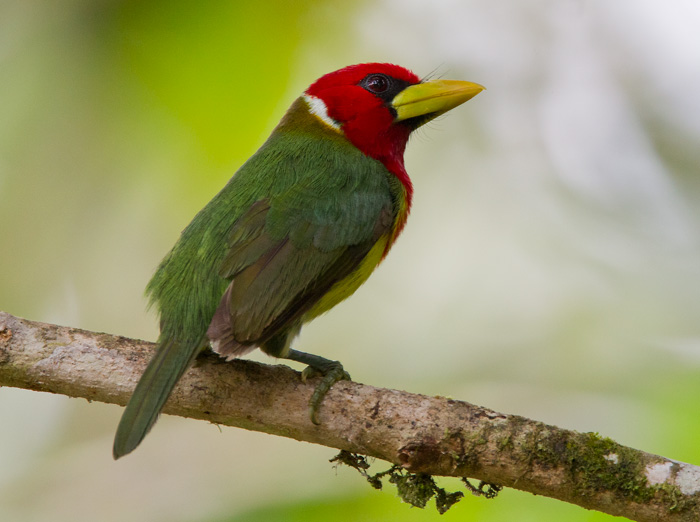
[113,62,483,459]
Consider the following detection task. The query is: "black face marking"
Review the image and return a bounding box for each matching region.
[359,73,414,108]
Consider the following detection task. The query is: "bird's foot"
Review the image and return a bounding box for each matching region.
[302,362,351,424]
[285,349,351,424]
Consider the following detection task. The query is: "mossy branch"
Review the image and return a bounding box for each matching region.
[1,310,698,521]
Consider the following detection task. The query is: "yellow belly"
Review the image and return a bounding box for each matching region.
[303,234,390,322]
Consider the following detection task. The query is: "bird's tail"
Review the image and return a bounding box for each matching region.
[113,337,200,459]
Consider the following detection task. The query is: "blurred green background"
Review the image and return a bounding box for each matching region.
[2,1,700,520]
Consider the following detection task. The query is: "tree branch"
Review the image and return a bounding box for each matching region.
[1,310,698,520]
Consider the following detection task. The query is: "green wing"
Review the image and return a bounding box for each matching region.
[207,136,395,358]
[114,110,400,458]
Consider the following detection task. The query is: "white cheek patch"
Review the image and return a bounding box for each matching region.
[303,94,342,132]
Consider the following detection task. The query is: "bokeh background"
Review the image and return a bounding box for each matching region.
[2,1,700,520]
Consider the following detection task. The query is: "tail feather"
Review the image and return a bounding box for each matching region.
[113,338,200,459]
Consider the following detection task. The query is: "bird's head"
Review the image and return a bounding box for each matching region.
[302,63,484,173]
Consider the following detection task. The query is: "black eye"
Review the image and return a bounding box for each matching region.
[359,73,412,107]
[364,74,390,93]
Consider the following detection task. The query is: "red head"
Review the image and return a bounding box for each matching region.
[303,63,483,207]
[305,64,421,173]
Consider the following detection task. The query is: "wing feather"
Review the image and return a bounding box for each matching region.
[208,183,394,357]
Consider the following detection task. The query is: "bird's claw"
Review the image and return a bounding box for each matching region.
[303,361,351,424]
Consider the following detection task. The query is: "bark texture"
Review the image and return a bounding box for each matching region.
[1,310,698,521]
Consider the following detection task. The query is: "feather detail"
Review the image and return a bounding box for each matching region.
[302,94,342,132]
[207,283,257,359]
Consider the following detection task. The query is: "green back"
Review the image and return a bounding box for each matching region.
[146,98,400,347]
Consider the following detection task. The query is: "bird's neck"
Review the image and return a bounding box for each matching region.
[287,96,415,208]
[341,115,414,211]
[275,97,414,244]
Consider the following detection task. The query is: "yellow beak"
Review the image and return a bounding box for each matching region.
[392,79,484,125]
